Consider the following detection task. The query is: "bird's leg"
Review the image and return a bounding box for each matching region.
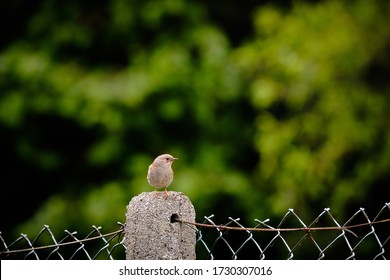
[154,187,159,198]
[163,188,169,199]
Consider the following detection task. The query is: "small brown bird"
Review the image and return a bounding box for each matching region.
[147,154,178,197]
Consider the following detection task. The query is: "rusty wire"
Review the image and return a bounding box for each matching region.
[1,203,389,260]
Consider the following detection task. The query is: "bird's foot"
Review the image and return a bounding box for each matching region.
[163,189,169,199]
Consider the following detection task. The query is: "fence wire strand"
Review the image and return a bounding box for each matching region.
[1,203,389,260]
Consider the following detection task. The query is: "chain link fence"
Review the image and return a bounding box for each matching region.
[1,203,389,260]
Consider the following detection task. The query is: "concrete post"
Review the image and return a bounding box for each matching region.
[125,191,196,260]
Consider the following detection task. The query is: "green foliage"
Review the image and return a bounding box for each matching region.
[1,0,389,241]
[241,0,390,218]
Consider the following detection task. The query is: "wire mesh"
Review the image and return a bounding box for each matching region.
[1,203,389,260]
[0,223,126,260]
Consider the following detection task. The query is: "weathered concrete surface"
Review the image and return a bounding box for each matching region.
[125,191,196,260]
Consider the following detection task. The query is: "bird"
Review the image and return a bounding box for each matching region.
[147,154,178,197]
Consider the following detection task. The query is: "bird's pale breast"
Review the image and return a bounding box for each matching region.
[147,164,174,188]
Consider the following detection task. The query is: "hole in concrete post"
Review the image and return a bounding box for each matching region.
[170,213,180,223]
